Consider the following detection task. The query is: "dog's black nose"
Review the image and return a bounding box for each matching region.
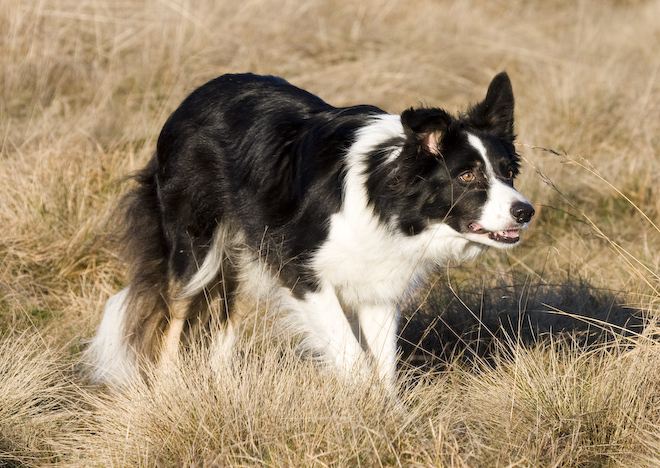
[510,202,535,224]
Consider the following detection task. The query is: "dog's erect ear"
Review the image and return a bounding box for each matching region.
[466,72,515,140]
[401,107,452,154]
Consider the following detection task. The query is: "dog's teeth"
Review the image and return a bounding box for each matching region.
[486,229,520,243]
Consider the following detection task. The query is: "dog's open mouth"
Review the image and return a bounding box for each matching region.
[468,222,521,244]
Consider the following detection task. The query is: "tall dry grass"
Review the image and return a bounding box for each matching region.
[65,330,660,467]
[2,0,660,466]
[0,331,77,466]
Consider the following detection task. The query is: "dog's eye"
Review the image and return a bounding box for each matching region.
[506,169,514,179]
[459,171,475,183]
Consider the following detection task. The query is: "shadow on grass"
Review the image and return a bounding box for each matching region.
[398,271,645,371]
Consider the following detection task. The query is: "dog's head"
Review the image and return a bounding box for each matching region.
[382,72,534,249]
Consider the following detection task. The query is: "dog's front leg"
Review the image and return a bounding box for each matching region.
[297,285,367,376]
[357,303,400,385]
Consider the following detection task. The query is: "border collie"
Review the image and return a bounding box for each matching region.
[85,72,534,385]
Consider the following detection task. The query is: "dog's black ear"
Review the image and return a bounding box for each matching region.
[466,72,515,139]
[401,107,452,154]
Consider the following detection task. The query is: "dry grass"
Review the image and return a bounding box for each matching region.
[0,331,77,466]
[2,0,660,465]
[64,332,660,467]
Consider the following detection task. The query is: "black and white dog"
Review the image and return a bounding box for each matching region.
[85,72,534,385]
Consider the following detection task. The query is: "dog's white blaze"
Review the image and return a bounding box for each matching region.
[83,288,138,384]
[467,133,532,233]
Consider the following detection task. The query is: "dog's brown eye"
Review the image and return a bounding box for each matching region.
[507,169,514,179]
[459,171,475,182]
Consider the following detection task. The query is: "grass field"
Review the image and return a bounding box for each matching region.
[2,0,660,466]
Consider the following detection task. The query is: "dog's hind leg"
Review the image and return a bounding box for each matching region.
[208,318,237,370]
[158,293,191,369]
[158,225,238,371]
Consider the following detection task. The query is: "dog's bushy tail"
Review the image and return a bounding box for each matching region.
[116,155,170,361]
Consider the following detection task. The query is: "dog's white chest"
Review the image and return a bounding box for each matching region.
[312,211,426,306]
